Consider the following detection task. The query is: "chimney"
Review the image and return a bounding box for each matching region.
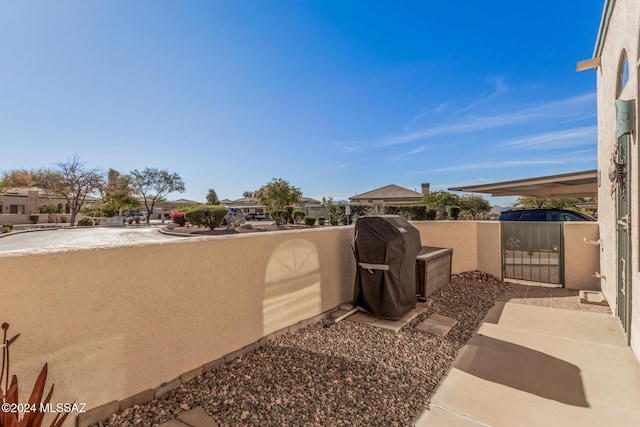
[421,183,430,194]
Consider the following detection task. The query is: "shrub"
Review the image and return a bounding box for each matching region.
[425,208,437,220]
[60,216,69,223]
[184,205,227,230]
[134,216,141,224]
[318,216,326,225]
[292,209,306,224]
[269,209,290,226]
[77,217,94,227]
[171,212,186,227]
[304,216,316,226]
[1,224,13,233]
[29,214,40,224]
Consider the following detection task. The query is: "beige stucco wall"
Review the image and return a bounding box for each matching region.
[0,219,606,424]
[411,220,502,278]
[595,0,640,359]
[563,223,601,290]
[1,227,355,422]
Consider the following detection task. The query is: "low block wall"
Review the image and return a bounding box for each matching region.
[1,227,355,424]
[0,220,599,425]
[411,220,502,278]
[563,222,600,290]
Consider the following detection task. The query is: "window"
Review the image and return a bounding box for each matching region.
[520,211,547,221]
[617,50,629,96]
[9,205,25,214]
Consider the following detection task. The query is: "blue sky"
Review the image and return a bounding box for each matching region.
[0,0,603,205]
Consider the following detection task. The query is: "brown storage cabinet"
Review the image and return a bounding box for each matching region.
[415,246,453,298]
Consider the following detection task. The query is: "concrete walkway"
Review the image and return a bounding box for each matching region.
[416,301,640,426]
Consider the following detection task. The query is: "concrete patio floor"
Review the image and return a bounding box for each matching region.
[416,299,640,426]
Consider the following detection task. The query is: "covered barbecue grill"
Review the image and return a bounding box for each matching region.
[352,215,422,319]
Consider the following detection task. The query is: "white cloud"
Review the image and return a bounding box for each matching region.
[499,125,597,149]
[379,92,596,147]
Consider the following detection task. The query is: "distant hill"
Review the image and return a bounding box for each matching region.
[491,205,507,214]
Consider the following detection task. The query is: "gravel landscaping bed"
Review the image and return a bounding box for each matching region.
[97,271,509,427]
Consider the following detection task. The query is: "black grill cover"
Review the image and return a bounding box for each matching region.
[352,215,422,319]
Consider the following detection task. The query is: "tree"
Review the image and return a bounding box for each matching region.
[206,188,220,205]
[99,169,138,216]
[255,178,302,210]
[242,191,255,198]
[0,169,35,191]
[422,190,461,209]
[460,194,491,220]
[129,168,186,225]
[101,192,140,217]
[513,196,591,209]
[34,157,104,227]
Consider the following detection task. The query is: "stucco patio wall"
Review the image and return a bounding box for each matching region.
[564,222,600,290]
[1,227,356,424]
[411,220,502,278]
[0,220,600,424]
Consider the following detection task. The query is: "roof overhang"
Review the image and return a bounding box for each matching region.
[448,170,598,199]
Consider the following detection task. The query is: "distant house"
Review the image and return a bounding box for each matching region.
[226,196,326,217]
[350,183,429,206]
[0,187,100,216]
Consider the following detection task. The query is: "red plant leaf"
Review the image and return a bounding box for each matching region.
[6,335,20,347]
[29,384,54,427]
[22,364,48,427]
[50,409,71,427]
[6,376,18,405]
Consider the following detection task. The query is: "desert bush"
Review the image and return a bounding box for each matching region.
[77,217,93,227]
[269,209,290,226]
[184,205,227,230]
[134,216,141,224]
[292,209,305,224]
[1,224,13,233]
[171,212,186,227]
[29,215,40,224]
[304,216,316,226]
[318,216,326,225]
[60,216,69,223]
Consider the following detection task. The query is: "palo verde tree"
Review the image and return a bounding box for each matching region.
[255,178,302,210]
[206,188,220,205]
[34,157,104,227]
[129,167,186,225]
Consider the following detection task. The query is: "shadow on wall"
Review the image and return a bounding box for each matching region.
[263,239,321,336]
[454,334,589,407]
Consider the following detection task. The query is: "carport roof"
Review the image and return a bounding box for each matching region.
[448,170,598,198]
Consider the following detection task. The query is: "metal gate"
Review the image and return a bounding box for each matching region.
[502,222,564,285]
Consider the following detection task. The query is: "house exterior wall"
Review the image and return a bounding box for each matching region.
[595,0,640,358]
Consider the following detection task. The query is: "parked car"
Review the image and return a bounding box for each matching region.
[222,207,246,225]
[498,208,595,251]
[497,208,595,222]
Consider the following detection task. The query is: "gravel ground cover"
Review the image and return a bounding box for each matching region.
[97,272,510,427]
